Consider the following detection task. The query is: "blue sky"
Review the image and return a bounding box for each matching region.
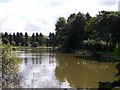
[0,0,119,36]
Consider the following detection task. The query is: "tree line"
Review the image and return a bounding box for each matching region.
[1,32,56,47]
[1,11,120,53]
[54,11,120,89]
[54,11,120,53]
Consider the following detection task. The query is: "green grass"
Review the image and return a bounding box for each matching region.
[14,46,52,49]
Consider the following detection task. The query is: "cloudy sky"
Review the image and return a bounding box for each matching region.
[0,0,119,36]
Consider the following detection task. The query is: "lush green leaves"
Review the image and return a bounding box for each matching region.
[2,44,20,88]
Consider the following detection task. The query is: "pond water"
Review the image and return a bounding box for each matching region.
[17,48,118,88]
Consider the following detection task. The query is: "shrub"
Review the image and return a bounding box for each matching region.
[2,44,20,88]
[25,41,30,46]
[2,38,9,44]
[11,41,16,46]
[114,43,120,58]
[31,42,39,47]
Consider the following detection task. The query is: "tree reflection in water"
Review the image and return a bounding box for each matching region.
[19,48,71,88]
[55,53,117,88]
[18,48,117,88]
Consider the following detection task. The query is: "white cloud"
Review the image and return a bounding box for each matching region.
[119,1,120,11]
[0,0,118,36]
[100,0,118,6]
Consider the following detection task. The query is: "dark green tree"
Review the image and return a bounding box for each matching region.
[85,12,92,21]
[16,32,20,46]
[3,32,9,39]
[36,33,39,43]
[55,17,66,46]
[25,32,29,46]
[49,32,56,47]
[31,33,35,45]
[25,32,28,42]
[13,33,16,42]
[62,12,86,52]
[39,33,43,46]
[20,32,24,46]
[8,34,12,43]
[2,38,9,44]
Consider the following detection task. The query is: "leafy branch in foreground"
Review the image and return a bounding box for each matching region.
[2,44,21,88]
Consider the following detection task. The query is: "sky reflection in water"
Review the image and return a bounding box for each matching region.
[18,48,117,88]
[18,49,71,88]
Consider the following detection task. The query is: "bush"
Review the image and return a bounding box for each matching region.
[114,43,120,58]
[25,41,30,46]
[17,43,21,46]
[11,41,16,46]
[2,44,20,88]
[31,42,39,47]
[2,38,9,44]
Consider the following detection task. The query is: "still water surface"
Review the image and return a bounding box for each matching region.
[18,48,117,88]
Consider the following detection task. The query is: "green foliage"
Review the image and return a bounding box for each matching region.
[48,32,56,47]
[55,17,66,45]
[11,41,16,46]
[84,17,97,39]
[39,33,44,46]
[114,43,120,58]
[31,42,39,47]
[1,32,48,47]
[85,12,92,21]
[2,44,20,88]
[25,41,30,46]
[25,32,28,42]
[55,12,86,52]
[2,38,9,44]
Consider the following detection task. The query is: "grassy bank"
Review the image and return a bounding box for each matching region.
[14,46,52,49]
[75,49,118,62]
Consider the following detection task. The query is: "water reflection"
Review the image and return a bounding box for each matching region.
[19,48,71,88]
[18,48,117,88]
[55,54,117,88]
